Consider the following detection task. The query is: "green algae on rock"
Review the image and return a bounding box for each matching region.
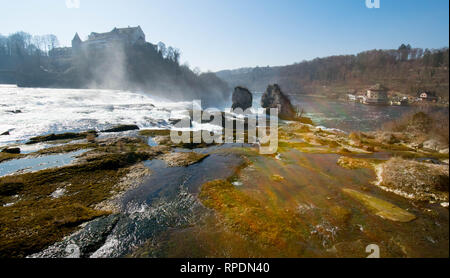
[199,179,316,256]
[343,188,416,222]
[139,129,172,137]
[0,136,164,258]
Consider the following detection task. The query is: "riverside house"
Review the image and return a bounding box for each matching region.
[363,84,389,105]
[418,91,439,102]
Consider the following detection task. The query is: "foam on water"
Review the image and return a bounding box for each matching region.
[0,87,195,147]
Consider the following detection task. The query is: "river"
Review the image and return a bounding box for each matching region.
[2,86,446,148]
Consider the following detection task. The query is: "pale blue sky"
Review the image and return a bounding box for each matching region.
[1,0,449,71]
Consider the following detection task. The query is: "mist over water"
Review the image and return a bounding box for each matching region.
[0,86,196,147]
[63,42,231,110]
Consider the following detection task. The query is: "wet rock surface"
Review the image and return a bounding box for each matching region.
[27,131,97,144]
[6,110,22,114]
[160,152,209,167]
[1,120,449,258]
[28,215,121,258]
[101,124,140,133]
[343,188,416,222]
[30,177,212,258]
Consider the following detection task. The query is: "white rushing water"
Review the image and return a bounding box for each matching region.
[0,86,199,147]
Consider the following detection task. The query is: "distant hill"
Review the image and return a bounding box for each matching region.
[216,45,449,100]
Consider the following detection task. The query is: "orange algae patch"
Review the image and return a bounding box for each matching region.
[199,179,310,255]
[337,156,376,170]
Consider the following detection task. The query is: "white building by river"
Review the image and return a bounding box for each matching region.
[363,84,389,105]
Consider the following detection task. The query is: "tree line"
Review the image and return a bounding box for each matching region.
[216,45,449,99]
[0,31,59,57]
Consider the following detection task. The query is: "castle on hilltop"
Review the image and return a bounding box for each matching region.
[50,26,146,58]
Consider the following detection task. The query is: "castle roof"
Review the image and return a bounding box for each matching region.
[88,26,143,41]
[113,26,142,35]
[72,33,82,43]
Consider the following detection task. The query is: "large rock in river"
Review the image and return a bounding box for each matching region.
[231,87,253,111]
[261,84,297,120]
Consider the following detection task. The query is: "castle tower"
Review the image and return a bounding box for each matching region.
[72,33,82,50]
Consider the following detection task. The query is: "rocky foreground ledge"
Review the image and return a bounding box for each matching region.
[0,118,448,258]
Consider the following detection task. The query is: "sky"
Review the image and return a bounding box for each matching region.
[1,0,449,72]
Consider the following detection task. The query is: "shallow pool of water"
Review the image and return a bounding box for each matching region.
[0,149,87,177]
[147,137,158,147]
[122,153,244,206]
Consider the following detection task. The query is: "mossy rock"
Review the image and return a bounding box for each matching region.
[0,137,163,257]
[102,124,139,133]
[0,152,24,163]
[27,131,97,144]
[139,129,171,137]
[0,182,24,196]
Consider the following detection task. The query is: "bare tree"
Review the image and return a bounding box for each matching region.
[47,34,59,50]
[157,41,167,58]
[32,35,44,55]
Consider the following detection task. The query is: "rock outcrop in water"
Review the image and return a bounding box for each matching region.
[261,84,297,120]
[231,86,253,111]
